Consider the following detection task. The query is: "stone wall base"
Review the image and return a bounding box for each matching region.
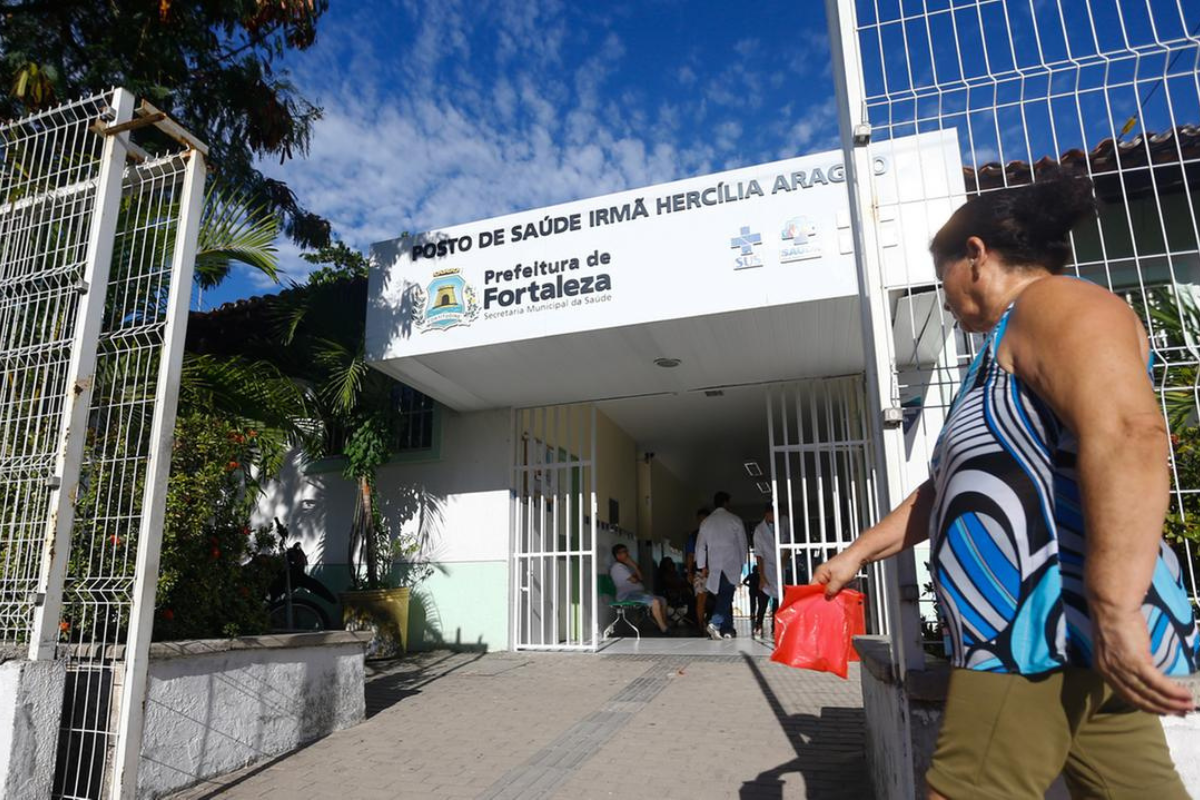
[0,656,66,800]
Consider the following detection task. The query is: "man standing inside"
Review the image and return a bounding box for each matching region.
[752,504,780,638]
[685,508,709,632]
[695,492,747,640]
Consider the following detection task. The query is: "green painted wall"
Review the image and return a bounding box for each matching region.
[407,560,509,652]
[305,559,509,652]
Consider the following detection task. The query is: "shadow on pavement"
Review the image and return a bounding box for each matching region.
[364,650,486,718]
[739,654,870,800]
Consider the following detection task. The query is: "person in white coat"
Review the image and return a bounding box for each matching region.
[694,491,747,639]
[752,505,779,638]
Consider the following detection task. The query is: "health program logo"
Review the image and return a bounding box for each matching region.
[730,225,764,270]
[780,216,821,262]
[413,269,480,332]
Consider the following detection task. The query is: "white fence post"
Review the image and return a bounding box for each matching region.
[824,0,926,676]
[27,88,136,661]
[826,1,922,796]
[110,149,206,799]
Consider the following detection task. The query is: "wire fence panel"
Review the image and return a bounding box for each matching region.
[52,154,198,800]
[0,89,205,800]
[0,93,115,646]
[834,0,1200,650]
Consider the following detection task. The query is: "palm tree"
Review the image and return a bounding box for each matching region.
[178,184,315,474]
[270,246,404,589]
[1140,284,1200,432]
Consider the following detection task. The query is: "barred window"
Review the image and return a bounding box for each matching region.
[323,384,436,457]
[392,384,436,452]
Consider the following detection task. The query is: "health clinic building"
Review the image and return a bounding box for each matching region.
[256,132,966,651]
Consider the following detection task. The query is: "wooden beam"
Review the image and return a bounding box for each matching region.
[96,112,166,137]
[137,101,210,156]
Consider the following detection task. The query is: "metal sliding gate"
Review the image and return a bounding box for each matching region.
[765,376,889,635]
[511,404,598,651]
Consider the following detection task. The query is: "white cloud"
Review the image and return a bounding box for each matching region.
[254,0,840,268]
[714,120,743,152]
[733,37,760,59]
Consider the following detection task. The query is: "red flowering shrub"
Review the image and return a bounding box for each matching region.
[153,413,282,640]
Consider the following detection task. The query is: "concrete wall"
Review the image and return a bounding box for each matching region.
[1163,713,1200,791]
[0,657,65,800]
[255,407,512,651]
[137,633,368,799]
[648,458,702,552]
[595,409,637,532]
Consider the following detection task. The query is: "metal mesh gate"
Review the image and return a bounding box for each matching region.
[511,404,598,651]
[766,376,890,635]
[828,0,1200,662]
[0,89,205,799]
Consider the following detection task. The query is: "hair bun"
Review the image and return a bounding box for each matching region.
[930,172,1096,274]
[1017,177,1096,244]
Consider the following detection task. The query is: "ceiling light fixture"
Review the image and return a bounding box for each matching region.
[653,357,681,368]
[756,482,772,494]
[743,461,763,477]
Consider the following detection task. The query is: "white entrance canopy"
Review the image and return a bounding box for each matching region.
[366,132,963,410]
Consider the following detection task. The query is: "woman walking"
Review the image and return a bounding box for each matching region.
[818,175,1198,799]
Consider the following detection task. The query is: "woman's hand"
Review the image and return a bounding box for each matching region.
[1092,609,1195,716]
[814,550,864,598]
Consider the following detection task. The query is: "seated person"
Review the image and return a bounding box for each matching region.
[610,544,669,634]
[656,556,693,621]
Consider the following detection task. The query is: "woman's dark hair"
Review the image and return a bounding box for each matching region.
[929,175,1096,274]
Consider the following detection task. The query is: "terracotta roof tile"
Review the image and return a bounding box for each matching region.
[964,125,1200,193]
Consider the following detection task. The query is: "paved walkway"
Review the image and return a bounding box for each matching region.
[169,646,870,800]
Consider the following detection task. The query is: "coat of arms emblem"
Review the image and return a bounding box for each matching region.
[412,269,480,332]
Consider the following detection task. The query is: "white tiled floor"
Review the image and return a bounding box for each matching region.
[596,617,776,656]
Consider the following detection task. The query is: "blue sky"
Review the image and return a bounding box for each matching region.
[199,0,839,307]
[199,0,1200,308]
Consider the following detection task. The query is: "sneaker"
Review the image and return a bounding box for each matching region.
[752,626,763,638]
[721,632,733,640]
[706,623,722,641]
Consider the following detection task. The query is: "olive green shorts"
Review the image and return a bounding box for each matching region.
[926,666,1188,800]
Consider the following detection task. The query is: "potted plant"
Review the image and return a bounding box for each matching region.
[338,413,413,657]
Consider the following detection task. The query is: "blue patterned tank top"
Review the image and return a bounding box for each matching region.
[929,304,1199,675]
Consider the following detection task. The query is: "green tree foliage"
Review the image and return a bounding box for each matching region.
[0,0,332,247]
[179,179,316,477]
[1133,287,1200,583]
[274,247,408,589]
[188,241,439,591]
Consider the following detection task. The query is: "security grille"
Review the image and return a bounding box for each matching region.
[511,404,598,650]
[828,0,1200,666]
[766,376,890,635]
[0,89,205,800]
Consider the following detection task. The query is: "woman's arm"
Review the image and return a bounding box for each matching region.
[814,479,936,595]
[1002,276,1193,715]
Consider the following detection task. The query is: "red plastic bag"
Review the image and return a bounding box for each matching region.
[770,584,865,679]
